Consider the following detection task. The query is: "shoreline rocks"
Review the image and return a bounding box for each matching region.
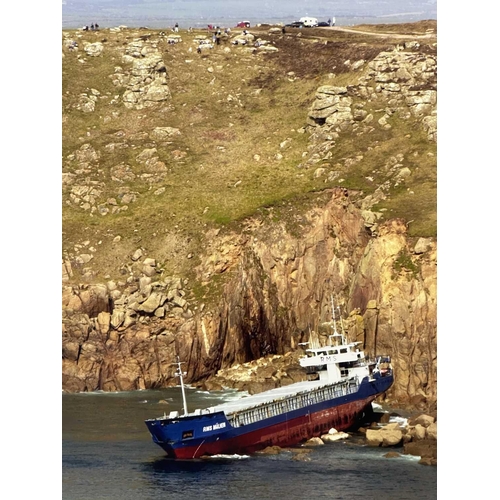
[361,411,437,465]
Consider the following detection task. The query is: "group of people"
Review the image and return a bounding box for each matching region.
[82,23,99,31]
[210,27,232,45]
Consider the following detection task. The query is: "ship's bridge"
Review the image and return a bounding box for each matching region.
[299,341,364,368]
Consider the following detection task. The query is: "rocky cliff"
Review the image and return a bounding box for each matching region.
[63,187,436,407]
[62,22,437,411]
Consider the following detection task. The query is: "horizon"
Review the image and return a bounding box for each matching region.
[62,0,437,29]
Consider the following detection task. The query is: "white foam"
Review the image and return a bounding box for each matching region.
[389,415,408,427]
[222,391,249,402]
[202,454,250,460]
[400,453,421,461]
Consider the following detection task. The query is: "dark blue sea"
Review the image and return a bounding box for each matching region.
[62,388,437,500]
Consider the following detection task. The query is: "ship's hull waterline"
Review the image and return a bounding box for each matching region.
[145,375,393,459]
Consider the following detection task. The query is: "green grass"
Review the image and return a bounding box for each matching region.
[62,23,437,283]
[393,249,421,279]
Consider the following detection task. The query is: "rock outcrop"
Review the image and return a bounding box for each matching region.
[307,86,353,130]
[112,39,171,109]
[307,48,437,141]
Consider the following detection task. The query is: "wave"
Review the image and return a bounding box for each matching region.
[389,415,408,427]
[201,454,250,460]
[192,388,248,403]
[222,390,249,401]
[400,453,421,461]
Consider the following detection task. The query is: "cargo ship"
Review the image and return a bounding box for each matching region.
[145,301,393,459]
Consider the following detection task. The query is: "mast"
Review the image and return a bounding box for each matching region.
[331,296,339,335]
[337,303,345,335]
[327,295,346,345]
[174,356,188,416]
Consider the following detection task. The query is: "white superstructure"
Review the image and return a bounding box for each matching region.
[299,331,369,383]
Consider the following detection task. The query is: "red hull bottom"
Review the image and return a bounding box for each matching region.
[169,396,375,459]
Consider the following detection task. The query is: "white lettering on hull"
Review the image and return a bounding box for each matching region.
[202,422,226,432]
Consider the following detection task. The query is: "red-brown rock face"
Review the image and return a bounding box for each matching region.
[62,188,436,408]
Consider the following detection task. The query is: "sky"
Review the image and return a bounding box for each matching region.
[61,0,438,28]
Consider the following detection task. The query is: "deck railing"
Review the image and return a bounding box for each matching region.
[229,377,360,428]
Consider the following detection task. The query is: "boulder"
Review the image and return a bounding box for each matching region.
[131,249,143,261]
[409,414,435,427]
[83,42,104,57]
[408,423,426,441]
[97,311,111,335]
[404,439,437,464]
[139,276,152,292]
[414,237,432,254]
[62,340,80,361]
[139,292,166,313]
[142,264,157,277]
[304,437,324,446]
[307,86,354,129]
[426,422,437,440]
[111,309,125,329]
[366,427,403,447]
[321,431,349,443]
[151,127,181,140]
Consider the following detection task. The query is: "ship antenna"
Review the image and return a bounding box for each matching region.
[174,356,189,416]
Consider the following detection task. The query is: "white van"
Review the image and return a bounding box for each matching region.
[299,17,318,27]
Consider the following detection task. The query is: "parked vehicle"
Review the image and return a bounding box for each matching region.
[236,21,251,28]
[299,16,318,27]
[285,21,304,28]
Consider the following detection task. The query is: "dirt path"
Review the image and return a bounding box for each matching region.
[323,26,436,40]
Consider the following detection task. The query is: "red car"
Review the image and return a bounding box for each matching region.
[236,21,251,28]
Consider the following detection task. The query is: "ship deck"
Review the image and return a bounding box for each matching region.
[202,379,328,415]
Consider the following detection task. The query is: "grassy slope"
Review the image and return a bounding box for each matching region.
[62,22,437,283]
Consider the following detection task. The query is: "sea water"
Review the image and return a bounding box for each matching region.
[61,0,437,30]
[62,388,437,500]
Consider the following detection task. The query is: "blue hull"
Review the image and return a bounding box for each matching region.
[145,373,393,458]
